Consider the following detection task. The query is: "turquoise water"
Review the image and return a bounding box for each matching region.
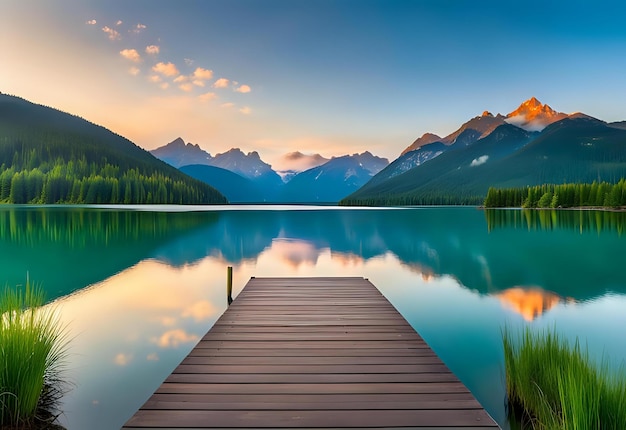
[0,206,624,429]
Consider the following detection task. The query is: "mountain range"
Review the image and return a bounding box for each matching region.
[151,139,389,203]
[342,98,626,205]
[2,92,624,206]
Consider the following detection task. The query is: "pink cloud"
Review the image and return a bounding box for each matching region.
[102,26,121,41]
[145,45,160,55]
[179,83,194,92]
[235,84,251,93]
[213,78,229,89]
[128,66,140,76]
[152,62,179,77]
[86,19,97,25]
[132,23,147,34]
[193,67,213,80]
[120,48,141,62]
[239,106,251,115]
[198,92,218,102]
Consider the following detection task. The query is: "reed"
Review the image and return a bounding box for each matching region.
[502,326,626,429]
[0,279,69,428]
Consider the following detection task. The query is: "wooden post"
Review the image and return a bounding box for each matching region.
[226,266,233,305]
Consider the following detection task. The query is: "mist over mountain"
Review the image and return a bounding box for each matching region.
[273,151,330,183]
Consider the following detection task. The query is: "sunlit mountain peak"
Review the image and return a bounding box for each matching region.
[505,97,567,131]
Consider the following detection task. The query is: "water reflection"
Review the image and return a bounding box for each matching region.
[485,208,626,234]
[495,287,567,321]
[0,206,624,429]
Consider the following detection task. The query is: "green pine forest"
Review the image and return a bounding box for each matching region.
[0,94,227,204]
[484,180,626,208]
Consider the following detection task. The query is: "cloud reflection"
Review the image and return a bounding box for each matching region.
[153,329,199,348]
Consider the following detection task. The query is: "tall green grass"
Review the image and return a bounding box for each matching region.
[0,279,69,428]
[503,327,626,429]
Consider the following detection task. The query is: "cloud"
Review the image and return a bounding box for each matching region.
[120,48,141,62]
[159,82,169,90]
[114,353,133,366]
[184,58,194,66]
[173,75,187,83]
[146,352,159,361]
[193,67,213,80]
[235,84,251,93]
[86,19,97,25]
[145,45,160,55]
[179,83,194,92]
[153,329,198,348]
[152,62,179,77]
[213,78,229,88]
[129,66,140,76]
[132,23,147,34]
[116,20,123,26]
[149,75,162,83]
[199,92,218,102]
[102,26,121,41]
[182,300,217,321]
[239,106,251,115]
[220,102,234,108]
[192,79,205,87]
[470,155,489,167]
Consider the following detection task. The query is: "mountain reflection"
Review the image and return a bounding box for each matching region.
[1,206,625,304]
[495,287,566,321]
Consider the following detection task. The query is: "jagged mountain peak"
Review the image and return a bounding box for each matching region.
[505,97,567,132]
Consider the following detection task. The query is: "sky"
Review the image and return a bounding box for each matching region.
[2,0,626,167]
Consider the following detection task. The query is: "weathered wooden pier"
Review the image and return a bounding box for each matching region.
[123,277,499,429]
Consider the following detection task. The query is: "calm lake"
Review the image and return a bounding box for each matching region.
[1,205,625,429]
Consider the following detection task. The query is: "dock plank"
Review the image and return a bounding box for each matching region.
[123,277,500,429]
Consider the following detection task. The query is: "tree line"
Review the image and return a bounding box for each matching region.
[484,180,626,208]
[0,123,227,205]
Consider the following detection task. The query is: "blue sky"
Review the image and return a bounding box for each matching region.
[1,0,625,166]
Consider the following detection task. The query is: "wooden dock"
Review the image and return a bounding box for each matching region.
[123,277,499,429]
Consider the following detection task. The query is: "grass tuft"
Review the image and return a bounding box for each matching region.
[502,326,626,429]
[0,278,70,429]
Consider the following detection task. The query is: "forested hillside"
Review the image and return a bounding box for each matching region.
[342,117,626,206]
[0,94,226,204]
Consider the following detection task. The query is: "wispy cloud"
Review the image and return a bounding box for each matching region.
[239,106,251,115]
[235,84,251,93]
[199,92,217,102]
[129,66,140,76]
[116,20,123,26]
[86,19,97,25]
[102,26,121,41]
[145,45,160,55]
[470,155,489,167]
[159,82,169,90]
[192,80,205,87]
[173,75,187,83]
[152,62,179,77]
[120,48,141,62]
[221,102,234,108]
[184,58,194,67]
[132,23,147,34]
[149,75,162,83]
[213,78,229,89]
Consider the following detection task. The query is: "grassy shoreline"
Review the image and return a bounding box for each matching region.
[503,327,626,429]
[0,281,69,429]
